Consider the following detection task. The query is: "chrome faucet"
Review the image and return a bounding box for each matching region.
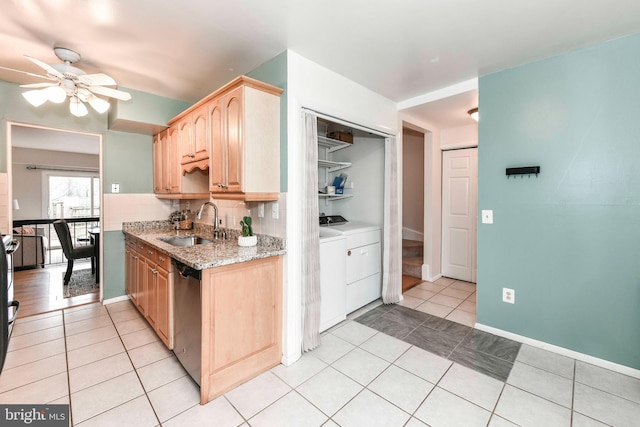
[197,202,219,239]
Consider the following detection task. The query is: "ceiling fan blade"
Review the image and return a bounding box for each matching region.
[19,82,56,88]
[87,85,131,101]
[77,87,92,102]
[78,73,117,87]
[0,65,55,80]
[24,55,64,79]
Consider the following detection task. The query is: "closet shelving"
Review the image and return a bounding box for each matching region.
[318,134,353,201]
[318,135,352,153]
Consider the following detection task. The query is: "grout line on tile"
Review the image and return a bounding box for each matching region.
[62,309,73,426]
[104,301,163,426]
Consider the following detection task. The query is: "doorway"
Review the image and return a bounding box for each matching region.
[401,127,425,291]
[441,147,477,283]
[8,123,102,317]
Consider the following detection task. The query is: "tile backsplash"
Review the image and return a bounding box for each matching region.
[182,193,287,239]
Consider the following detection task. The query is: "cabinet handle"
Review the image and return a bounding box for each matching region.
[133,256,138,260]
[158,256,165,262]
[189,153,195,158]
[151,269,158,274]
[347,250,352,256]
[147,250,153,255]
[218,183,228,188]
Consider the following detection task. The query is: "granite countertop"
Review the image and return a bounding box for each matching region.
[122,221,286,270]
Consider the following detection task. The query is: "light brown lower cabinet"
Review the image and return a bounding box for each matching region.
[125,237,174,349]
[199,255,283,404]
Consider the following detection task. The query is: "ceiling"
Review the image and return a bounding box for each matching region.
[1,0,640,129]
[11,124,99,155]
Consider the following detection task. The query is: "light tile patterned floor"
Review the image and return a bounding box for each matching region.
[1,300,640,426]
[402,277,477,327]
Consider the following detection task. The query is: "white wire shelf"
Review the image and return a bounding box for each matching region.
[318,159,351,173]
[317,135,352,153]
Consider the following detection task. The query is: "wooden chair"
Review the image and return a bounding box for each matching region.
[53,220,95,286]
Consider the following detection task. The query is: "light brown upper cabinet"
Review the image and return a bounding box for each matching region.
[179,103,210,172]
[209,77,282,201]
[159,76,282,201]
[152,132,165,194]
[153,124,205,198]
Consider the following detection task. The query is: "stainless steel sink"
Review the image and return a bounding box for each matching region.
[159,235,213,247]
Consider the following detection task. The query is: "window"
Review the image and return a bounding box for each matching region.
[47,174,100,218]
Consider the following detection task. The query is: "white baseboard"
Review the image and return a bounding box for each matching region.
[402,227,424,242]
[422,264,441,282]
[102,295,131,305]
[475,323,640,380]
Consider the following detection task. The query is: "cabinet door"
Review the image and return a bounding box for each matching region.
[125,246,132,297]
[145,260,158,329]
[192,105,209,162]
[152,133,163,193]
[167,125,181,193]
[209,98,225,192]
[224,87,244,193]
[156,267,172,348]
[135,253,147,316]
[179,119,193,164]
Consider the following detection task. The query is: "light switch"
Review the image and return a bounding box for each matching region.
[481,210,493,224]
[111,183,120,193]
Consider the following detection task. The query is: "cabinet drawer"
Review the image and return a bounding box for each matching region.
[346,273,381,313]
[143,245,156,259]
[346,229,380,250]
[346,242,380,284]
[155,252,172,271]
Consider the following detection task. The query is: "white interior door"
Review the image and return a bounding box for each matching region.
[441,148,477,282]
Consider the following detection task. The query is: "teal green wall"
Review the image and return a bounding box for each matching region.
[247,51,288,192]
[478,33,640,369]
[0,80,106,172]
[108,87,191,129]
[1,79,182,301]
[103,231,126,299]
[103,130,153,194]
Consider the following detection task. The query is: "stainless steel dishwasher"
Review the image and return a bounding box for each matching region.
[173,261,202,385]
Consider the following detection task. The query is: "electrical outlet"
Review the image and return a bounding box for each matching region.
[111,183,120,193]
[503,288,515,304]
[258,203,265,218]
[271,202,279,219]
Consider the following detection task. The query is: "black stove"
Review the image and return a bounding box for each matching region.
[319,215,348,226]
[1,235,19,374]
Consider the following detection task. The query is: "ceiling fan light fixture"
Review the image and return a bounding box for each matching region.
[468,107,479,122]
[87,94,110,113]
[22,89,48,107]
[44,85,67,103]
[69,96,88,117]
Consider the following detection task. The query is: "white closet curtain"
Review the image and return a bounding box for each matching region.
[382,136,403,304]
[301,111,321,351]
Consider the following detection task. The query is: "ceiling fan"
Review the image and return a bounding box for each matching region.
[0,47,131,117]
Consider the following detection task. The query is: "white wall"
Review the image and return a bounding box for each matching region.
[12,147,99,220]
[330,135,385,226]
[440,123,478,149]
[284,50,398,364]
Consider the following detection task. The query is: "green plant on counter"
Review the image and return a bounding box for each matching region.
[240,216,253,237]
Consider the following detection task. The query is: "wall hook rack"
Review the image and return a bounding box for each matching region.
[506,166,540,178]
